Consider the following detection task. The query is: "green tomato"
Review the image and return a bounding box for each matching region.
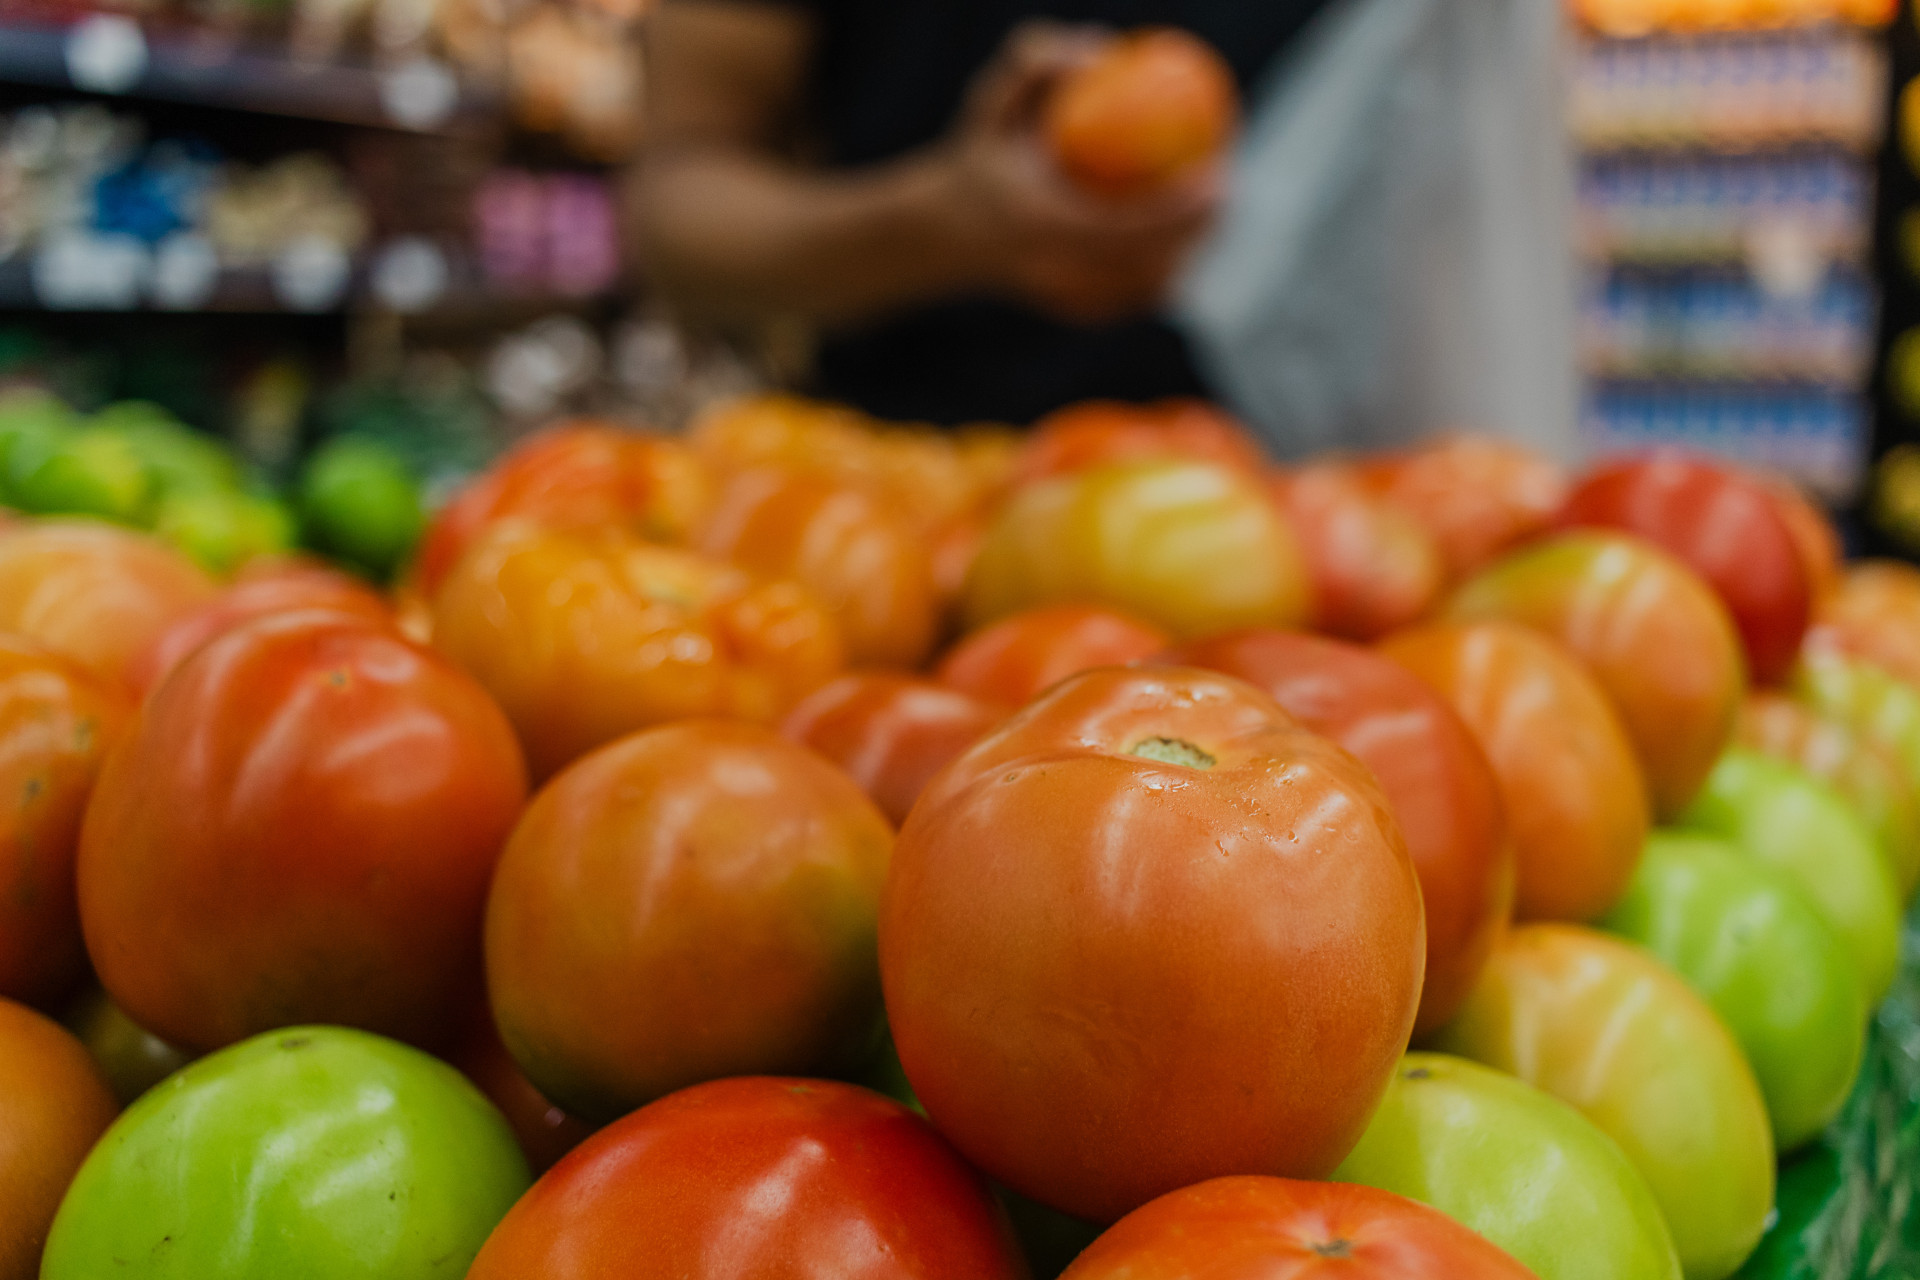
[1601,831,1866,1151]
[93,406,244,497]
[298,437,425,578]
[1678,748,1901,1005]
[63,986,195,1108]
[8,427,151,522]
[1335,1053,1680,1280]
[152,488,297,575]
[42,1025,531,1280]
[1436,924,1775,1280]
[1794,651,1920,818]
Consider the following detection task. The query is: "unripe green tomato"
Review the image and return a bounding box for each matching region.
[298,438,425,578]
[11,428,151,523]
[1795,650,1920,822]
[41,1026,531,1279]
[0,389,76,506]
[1335,1053,1681,1280]
[1435,924,1774,1280]
[1678,748,1901,1005]
[152,488,297,575]
[93,407,244,498]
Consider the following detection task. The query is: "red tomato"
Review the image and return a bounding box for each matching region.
[1018,400,1265,485]
[883,667,1423,1222]
[1557,453,1810,685]
[0,639,129,1010]
[468,1076,1026,1280]
[1380,623,1650,924]
[485,721,892,1121]
[1060,1176,1538,1279]
[1358,436,1568,583]
[1046,28,1239,199]
[78,612,528,1052]
[782,673,1003,827]
[1755,474,1841,605]
[1271,464,1447,641]
[0,997,117,1279]
[1169,630,1512,1034]
[936,604,1171,706]
[1807,561,1920,692]
[448,1009,594,1176]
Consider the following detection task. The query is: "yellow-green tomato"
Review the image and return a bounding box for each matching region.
[1335,1053,1681,1280]
[1795,650,1920,816]
[962,459,1311,639]
[1678,747,1901,1005]
[1600,831,1866,1151]
[1435,924,1774,1280]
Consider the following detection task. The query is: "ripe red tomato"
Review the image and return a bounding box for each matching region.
[0,639,129,1010]
[1806,561,1920,692]
[1169,630,1512,1034]
[78,612,528,1052]
[1557,453,1810,685]
[883,666,1423,1223]
[1018,400,1265,485]
[1380,622,1650,924]
[448,1009,594,1176]
[781,673,1003,826]
[1270,464,1447,641]
[1059,1176,1538,1279]
[1047,28,1239,199]
[485,720,892,1121]
[0,997,117,1280]
[467,1076,1027,1280]
[1754,474,1841,605]
[936,604,1171,706]
[1357,436,1568,583]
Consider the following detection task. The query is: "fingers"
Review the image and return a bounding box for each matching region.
[963,19,1112,136]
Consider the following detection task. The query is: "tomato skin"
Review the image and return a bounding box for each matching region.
[78,612,529,1052]
[1169,629,1511,1033]
[486,720,892,1122]
[1336,1054,1680,1280]
[62,986,192,1108]
[1046,28,1238,199]
[1357,436,1568,583]
[0,639,128,1010]
[1755,474,1841,604]
[467,1076,1028,1280]
[1379,622,1649,924]
[1447,531,1746,819]
[432,522,845,781]
[1271,464,1447,641]
[1436,925,1775,1280]
[781,673,1003,826]
[699,468,938,669]
[1806,560,1920,691]
[0,997,117,1280]
[448,1009,594,1176]
[1601,831,1865,1151]
[882,666,1423,1223]
[1557,454,1810,685]
[964,459,1311,640]
[1017,399,1266,485]
[936,603,1171,706]
[1058,1176,1537,1280]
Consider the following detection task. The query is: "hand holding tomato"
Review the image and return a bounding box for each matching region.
[1046,27,1238,200]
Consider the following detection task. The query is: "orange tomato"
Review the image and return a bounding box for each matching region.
[431,523,844,781]
[1046,28,1239,199]
[485,721,893,1121]
[1017,399,1265,485]
[1270,464,1447,641]
[0,998,117,1280]
[882,666,1423,1222]
[1806,561,1920,692]
[1358,436,1568,583]
[0,639,129,1009]
[936,603,1171,707]
[1381,622,1650,923]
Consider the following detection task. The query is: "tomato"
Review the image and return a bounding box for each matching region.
[1046,28,1238,199]
[1738,691,1920,897]
[296,436,423,579]
[432,522,844,781]
[0,997,116,1280]
[1677,748,1901,1005]
[415,422,713,598]
[1357,436,1568,583]
[1270,464,1447,641]
[1435,925,1774,1280]
[1378,622,1649,924]
[1017,399,1266,485]
[936,603,1170,706]
[1169,629,1510,1033]
[1058,1176,1536,1279]
[964,459,1310,640]
[0,639,128,1009]
[1600,831,1865,1151]
[1792,649,1920,801]
[1447,531,1746,819]
[486,720,891,1121]
[698,468,937,668]
[1556,453,1810,685]
[78,611,528,1052]
[448,1009,594,1176]
[62,986,192,1107]
[781,673,1003,826]
[1806,560,1920,690]
[1755,474,1841,605]
[43,1027,529,1280]
[882,667,1423,1222]
[468,1077,1027,1280]
[1337,1054,1680,1280]
[0,520,214,689]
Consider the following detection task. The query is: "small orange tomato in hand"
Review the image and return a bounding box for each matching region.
[432,523,844,781]
[1270,463,1447,641]
[0,998,117,1280]
[1358,436,1568,583]
[782,673,1002,827]
[936,603,1170,706]
[1047,28,1239,199]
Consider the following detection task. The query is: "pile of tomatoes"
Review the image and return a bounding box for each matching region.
[0,391,1915,1279]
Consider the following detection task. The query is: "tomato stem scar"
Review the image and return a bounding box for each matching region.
[1128,737,1216,769]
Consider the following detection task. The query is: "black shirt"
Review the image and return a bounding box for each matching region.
[775,0,1333,424]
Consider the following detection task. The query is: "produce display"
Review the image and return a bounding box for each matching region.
[3,386,1920,1278]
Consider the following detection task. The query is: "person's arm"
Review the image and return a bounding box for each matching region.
[630,2,1221,327]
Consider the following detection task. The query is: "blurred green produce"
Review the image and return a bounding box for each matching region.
[153,489,297,576]
[296,437,426,579]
